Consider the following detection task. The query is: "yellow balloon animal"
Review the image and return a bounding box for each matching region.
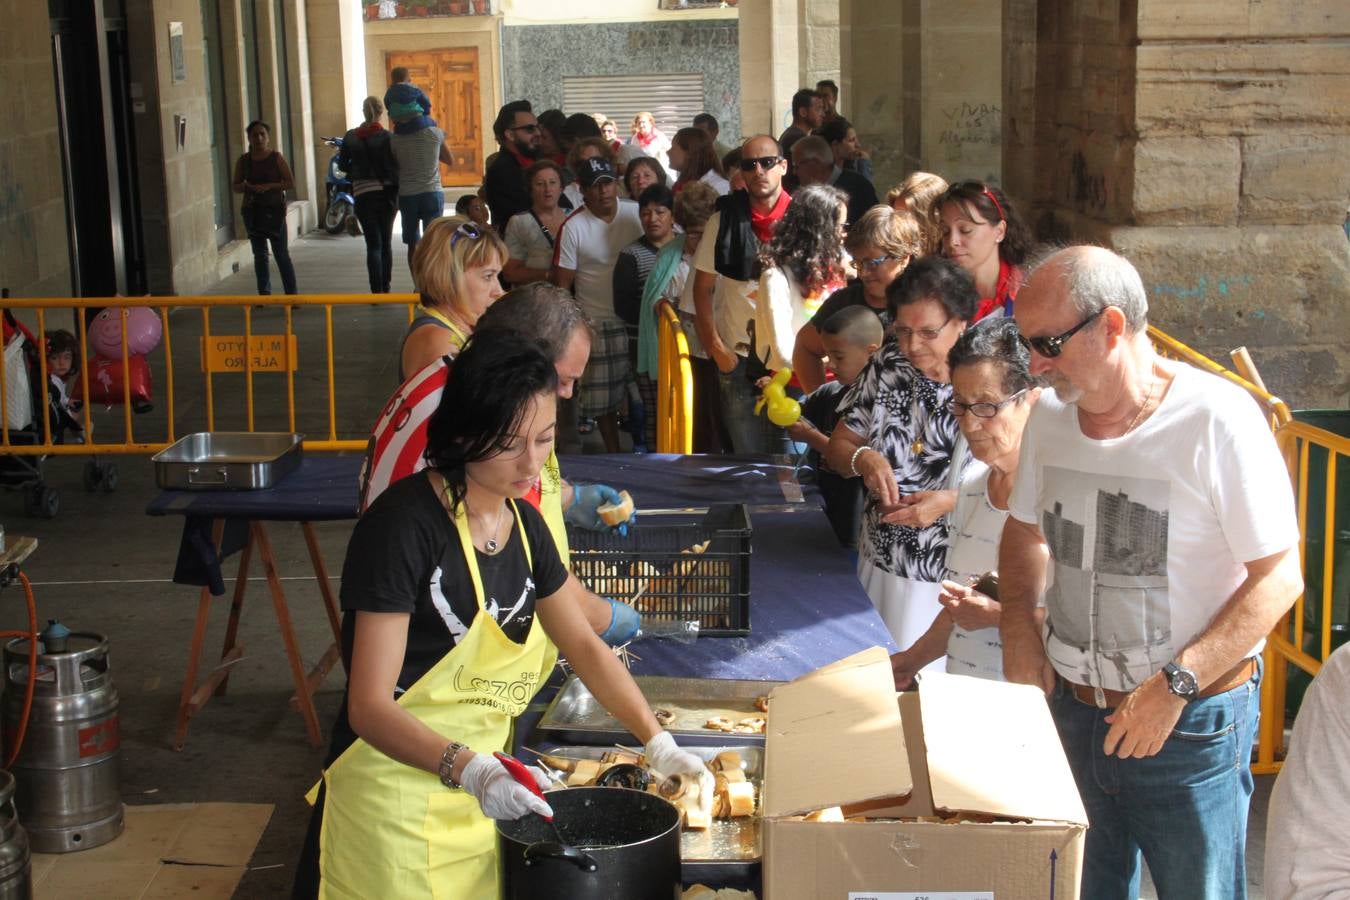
[754,368,802,427]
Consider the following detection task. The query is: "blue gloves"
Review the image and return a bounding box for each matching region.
[599,597,641,646]
[565,483,636,535]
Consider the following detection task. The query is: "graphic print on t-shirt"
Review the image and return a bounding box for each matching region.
[426,567,535,643]
[1041,466,1172,690]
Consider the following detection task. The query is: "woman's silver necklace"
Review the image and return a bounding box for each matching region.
[471,501,507,554]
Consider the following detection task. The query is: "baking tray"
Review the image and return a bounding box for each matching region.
[529,743,763,874]
[537,675,780,746]
[152,432,303,491]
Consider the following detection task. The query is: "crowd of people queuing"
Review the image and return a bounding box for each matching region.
[290,73,1324,900]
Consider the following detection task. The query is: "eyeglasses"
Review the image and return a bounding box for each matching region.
[1019,308,1103,358]
[859,255,901,271]
[450,221,483,247]
[738,156,783,173]
[948,388,1029,419]
[511,123,540,133]
[894,316,952,343]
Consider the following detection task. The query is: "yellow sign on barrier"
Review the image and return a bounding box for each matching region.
[200,334,298,373]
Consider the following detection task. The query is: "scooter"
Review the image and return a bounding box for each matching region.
[322,136,357,235]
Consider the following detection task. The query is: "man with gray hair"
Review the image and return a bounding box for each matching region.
[999,244,1302,899]
[790,135,877,227]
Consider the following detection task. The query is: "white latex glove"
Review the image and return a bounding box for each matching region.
[644,731,714,796]
[457,752,554,821]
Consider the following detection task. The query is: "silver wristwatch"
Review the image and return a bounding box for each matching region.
[439,741,469,788]
[1162,662,1199,702]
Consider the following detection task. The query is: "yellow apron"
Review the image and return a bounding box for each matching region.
[538,449,569,560]
[314,498,559,899]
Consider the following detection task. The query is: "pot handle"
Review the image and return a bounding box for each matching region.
[522,840,599,873]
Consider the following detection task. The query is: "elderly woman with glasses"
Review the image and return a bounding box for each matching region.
[825,256,979,659]
[889,317,1042,687]
[400,217,508,382]
[792,205,924,393]
[936,180,1033,321]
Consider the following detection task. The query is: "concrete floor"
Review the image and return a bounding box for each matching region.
[0,227,1279,898]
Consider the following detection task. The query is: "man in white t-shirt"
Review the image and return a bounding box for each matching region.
[999,245,1302,900]
[553,157,642,452]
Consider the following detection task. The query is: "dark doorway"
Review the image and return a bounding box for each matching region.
[49,0,146,298]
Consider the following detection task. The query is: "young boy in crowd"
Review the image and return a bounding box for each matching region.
[787,305,883,550]
[454,194,491,229]
[383,67,435,135]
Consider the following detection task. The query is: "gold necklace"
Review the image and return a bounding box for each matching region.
[469,500,508,554]
[1123,376,1156,435]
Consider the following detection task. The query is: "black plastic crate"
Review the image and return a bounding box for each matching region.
[566,503,752,636]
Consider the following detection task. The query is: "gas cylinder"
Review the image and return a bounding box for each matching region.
[2,623,123,853]
[0,771,31,898]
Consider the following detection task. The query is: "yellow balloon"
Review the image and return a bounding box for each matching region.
[771,367,793,388]
[767,396,801,427]
[762,383,786,404]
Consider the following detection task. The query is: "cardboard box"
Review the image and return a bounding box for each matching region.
[762,647,1087,900]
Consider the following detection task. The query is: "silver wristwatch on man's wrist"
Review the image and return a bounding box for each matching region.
[1162,662,1199,702]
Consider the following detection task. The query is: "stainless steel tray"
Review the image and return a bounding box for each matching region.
[152,432,303,491]
[537,675,780,746]
[535,744,762,869]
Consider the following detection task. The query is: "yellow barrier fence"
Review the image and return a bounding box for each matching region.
[1148,326,1345,774]
[0,293,418,455]
[654,301,694,454]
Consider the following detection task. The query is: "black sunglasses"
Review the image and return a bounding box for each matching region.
[1019,308,1103,358]
[450,221,483,247]
[511,123,540,133]
[738,155,783,173]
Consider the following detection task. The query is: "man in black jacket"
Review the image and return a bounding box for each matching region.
[791,135,878,228]
[483,100,540,232]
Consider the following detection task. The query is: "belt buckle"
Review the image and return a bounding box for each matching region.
[1093,685,1107,709]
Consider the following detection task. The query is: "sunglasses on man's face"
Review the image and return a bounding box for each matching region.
[511,123,540,133]
[738,156,783,173]
[1018,308,1104,358]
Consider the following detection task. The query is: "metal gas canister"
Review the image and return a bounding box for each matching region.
[2,623,123,853]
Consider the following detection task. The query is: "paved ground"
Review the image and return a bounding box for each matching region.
[0,227,1277,898]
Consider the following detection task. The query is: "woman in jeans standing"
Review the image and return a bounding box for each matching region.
[341,97,399,294]
[233,120,297,296]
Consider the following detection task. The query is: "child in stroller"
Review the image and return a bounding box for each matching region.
[45,329,84,444]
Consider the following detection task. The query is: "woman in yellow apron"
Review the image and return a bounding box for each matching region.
[399,219,508,381]
[294,333,710,899]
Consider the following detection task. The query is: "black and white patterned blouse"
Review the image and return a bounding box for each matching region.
[838,338,967,580]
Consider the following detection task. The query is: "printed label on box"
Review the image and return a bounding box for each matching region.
[848,893,994,900]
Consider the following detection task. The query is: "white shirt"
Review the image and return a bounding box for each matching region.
[691,210,757,355]
[943,464,1007,682]
[664,254,707,359]
[755,268,836,371]
[1008,361,1299,692]
[554,200,643,324]
[700,169,731,196]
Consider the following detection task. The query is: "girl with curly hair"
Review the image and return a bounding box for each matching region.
[753,183,849,371]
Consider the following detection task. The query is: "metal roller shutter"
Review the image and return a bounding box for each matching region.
[562,73,705,139]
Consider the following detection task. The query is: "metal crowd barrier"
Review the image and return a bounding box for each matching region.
[1148,326,1344,774]
[654,301,694,454]
[0,293,418,455]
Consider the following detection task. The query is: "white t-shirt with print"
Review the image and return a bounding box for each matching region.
[944,463,1007,681]
[555,200,642,324]
[1008,361,1299,692]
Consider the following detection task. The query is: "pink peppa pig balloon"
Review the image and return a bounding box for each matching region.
[88,307,163,359]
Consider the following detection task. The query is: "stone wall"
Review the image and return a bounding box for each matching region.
[0,3,72,298]
[1003,0,1350,407]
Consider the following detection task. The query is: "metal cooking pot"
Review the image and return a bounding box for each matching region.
[497,786,681,900]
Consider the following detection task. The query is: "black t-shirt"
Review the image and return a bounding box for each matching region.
[808,281,891,332]
[338,473,569,692]
[801,380,865,549]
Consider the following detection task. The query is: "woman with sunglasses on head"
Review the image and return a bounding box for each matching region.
[754,183,849,374]
[825,257,979,660]
[889,317,1042,688]
[937,180,1032,321]
[400,217,507,382]
[792,205,923,393]
[296,334,710,899]
[502,159,569,287]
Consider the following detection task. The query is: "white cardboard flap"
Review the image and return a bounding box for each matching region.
[762,647,911,818]
[917,671,1088,825]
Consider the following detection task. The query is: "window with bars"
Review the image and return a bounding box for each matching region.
[562,73,705,140]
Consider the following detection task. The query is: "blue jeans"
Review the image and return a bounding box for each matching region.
[716,355,791,456]
[398,189,443,246]
[1050,661,1261,900]
[249,231,297,295]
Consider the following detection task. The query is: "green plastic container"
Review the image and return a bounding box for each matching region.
[1285,409,1350,716]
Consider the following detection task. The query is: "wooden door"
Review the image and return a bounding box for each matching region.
[386,47,481,188]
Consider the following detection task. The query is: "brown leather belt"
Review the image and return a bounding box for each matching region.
[1064,657,1258,709]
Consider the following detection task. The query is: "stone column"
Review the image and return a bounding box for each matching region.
[305,0,367,218]
[1003,0,1350,406]
[798,0,840,96]
[738,0,799,138]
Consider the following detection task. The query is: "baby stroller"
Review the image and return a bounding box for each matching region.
[0,307,117,518]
